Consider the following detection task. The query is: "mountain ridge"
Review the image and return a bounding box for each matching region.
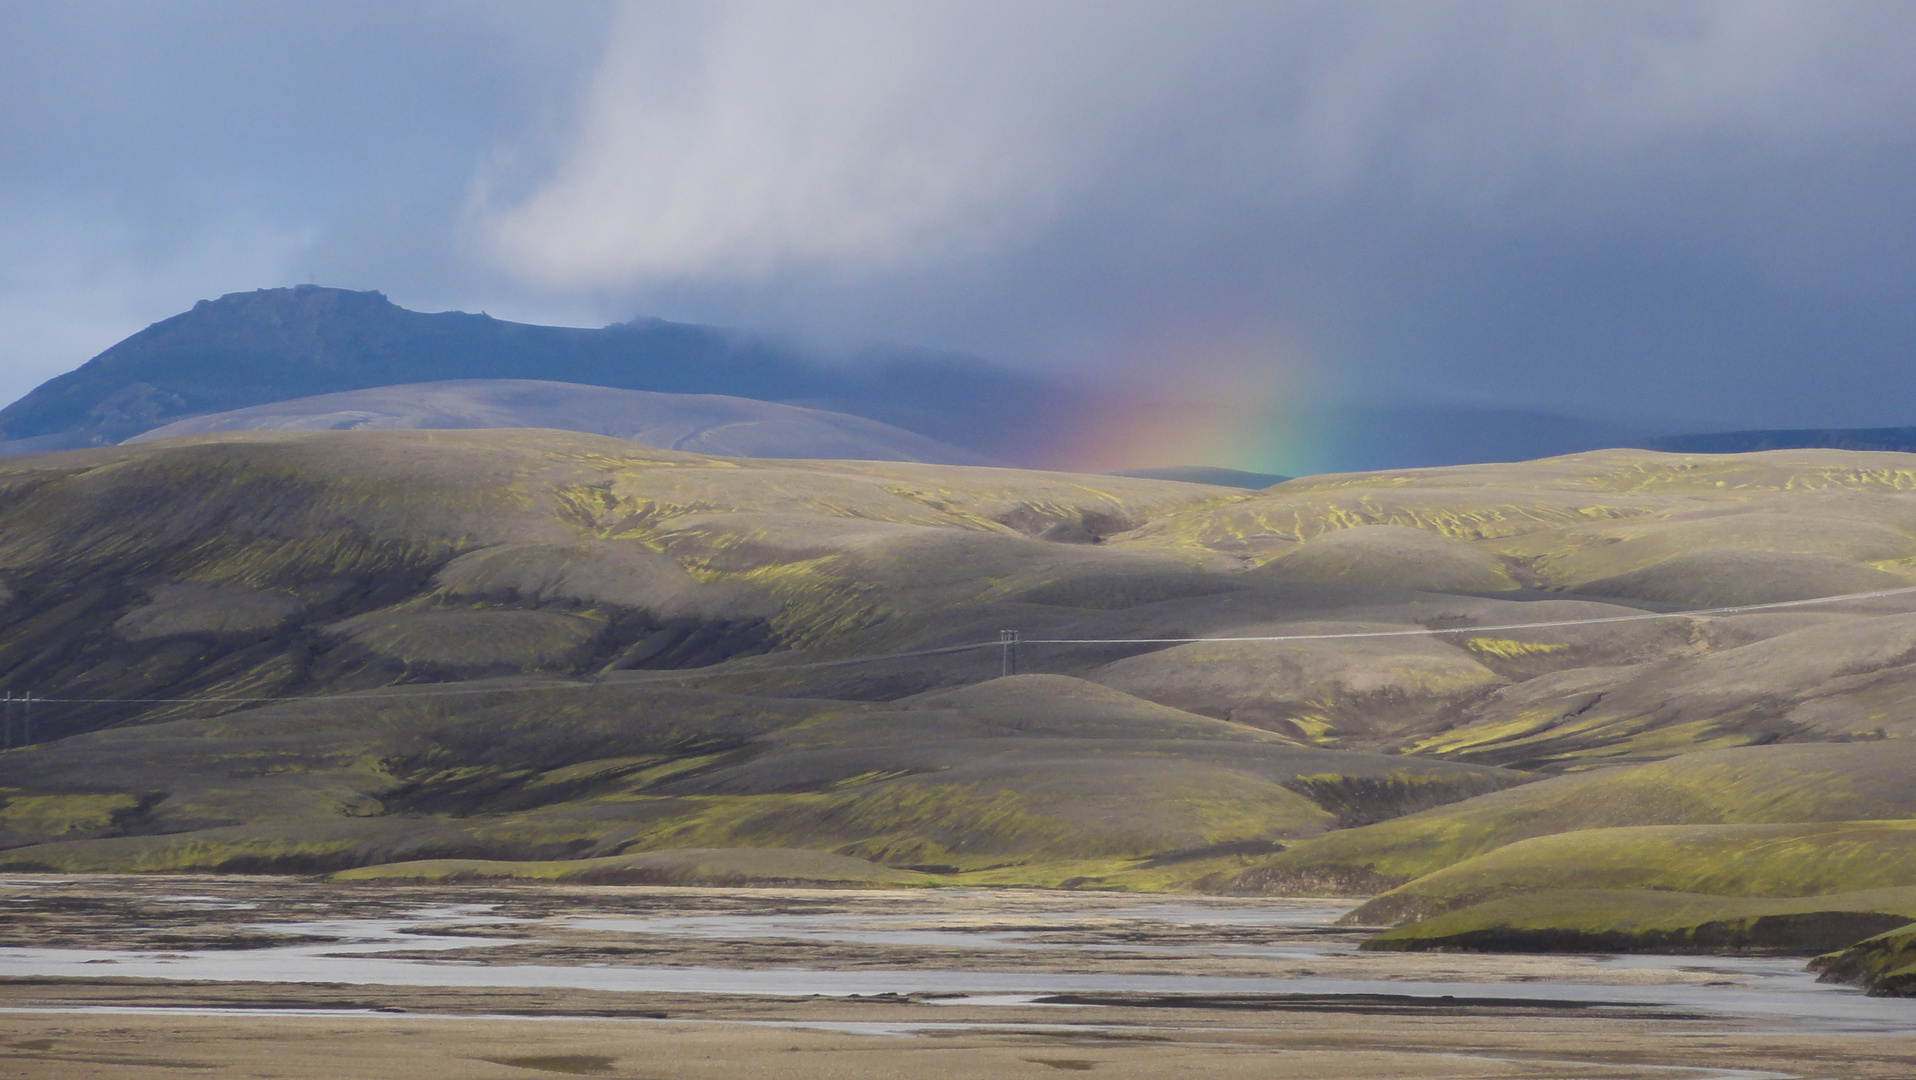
[3,431,1916,957]
[0,285,1060,457]
[15,284,1910,472]
[125,379,1002,466]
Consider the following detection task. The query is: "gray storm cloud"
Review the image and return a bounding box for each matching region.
[477,2,1915,291]
[3,1,1915,431]
[476,2,1164,281]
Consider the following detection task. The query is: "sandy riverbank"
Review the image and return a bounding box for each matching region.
[2,875,1911,1079]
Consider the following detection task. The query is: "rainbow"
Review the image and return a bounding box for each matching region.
[1017,325,1345,478]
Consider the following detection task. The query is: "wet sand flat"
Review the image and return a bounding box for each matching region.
[2,875,1912,1079]
[5,1007,1915,1080]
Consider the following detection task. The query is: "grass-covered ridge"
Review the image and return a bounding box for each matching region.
[1,430,1915,920]
[1810,921,1916,996]
[1362,887,1916,955]
[1343,820,1916,925]
[331,848,933,888]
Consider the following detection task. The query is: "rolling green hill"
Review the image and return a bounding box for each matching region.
[3,432,1916,931]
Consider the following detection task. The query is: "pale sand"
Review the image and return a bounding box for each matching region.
[4,1007,1913,1079]
[3,876,1913,1079]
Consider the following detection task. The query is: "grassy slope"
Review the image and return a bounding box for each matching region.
[1342,820,1916,925]
[3,433,1916,904]
[1362,886,1916,955]
[1225,742,1916,897]
[1810,922,1916,995]
[332,848,932,888]
[0,673,1519,888]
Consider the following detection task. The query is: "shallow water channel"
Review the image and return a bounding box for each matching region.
[1,884,1908,1036]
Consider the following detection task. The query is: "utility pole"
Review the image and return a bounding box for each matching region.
[2,691,9,749]
[999,630,1019,677]
[20,692,29,745]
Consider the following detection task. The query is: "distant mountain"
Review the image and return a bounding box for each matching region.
[129,380,1000,466]
[0,285,1061,457]
[1645,427,1916,455]
[0,284,1702,472]
[1104,466,1290,489]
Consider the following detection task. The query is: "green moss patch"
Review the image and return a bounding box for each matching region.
[1809,921,1916,996]
[0,792,144,840]
[334,848,930,888]
[1227,743,1916,899]
[1364,887,1916,955]
[1347,820,1916,925]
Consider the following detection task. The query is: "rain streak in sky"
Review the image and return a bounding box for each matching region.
[4,0,1915,436]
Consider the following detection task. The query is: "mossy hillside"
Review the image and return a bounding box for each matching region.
[1134,484,1649,558]
[0,432,1224,735]
[1571,551,1910,608]
[114,582,307,640]
[10,433,1916,897]
[0,820,389,873]
[1,432,626,568]
[1361,887,1916,955]
[0,432,1244,717]
[1345,820,1916,925]
[1526,506,1916,591]
[1255,525,1521,592]
[1228,756,1916,903]
[656,578,1632,712]
[1408,612,1916,769]
[127,379,1009,468]
[1456,636,1578,682]
[331,847,932,888]
[10,432,1916,752]
[894,674,1295,742]
[1133,451,1907,579]
[0,434,666,737]
[431,542,777,622]
[0,679,823,850]
[0,791,145,845]
[1159,449,1916,592]
[1276,771,1525,828]
[1282,449,1916,498]
[1229,740,1916,899]
[1088,632,1508,746]
[1809,921,1916,996]
[594,457,1229,539]
[611,770,1328,868]
[0,671,1521,880]
[0,778,1310,882]
[398,734,1473,876]
[324,607,611,676]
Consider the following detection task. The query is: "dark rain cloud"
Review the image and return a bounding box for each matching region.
[4,1,1914,433]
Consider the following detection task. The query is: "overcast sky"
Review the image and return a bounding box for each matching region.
[4,0,1914,431]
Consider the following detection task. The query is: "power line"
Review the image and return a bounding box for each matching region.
[21,641,998,706]
[7,581,1916,710]
[1018,583,1916,646]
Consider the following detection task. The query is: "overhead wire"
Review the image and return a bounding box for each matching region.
[1017,583,1916,645]
[14,582,1916,708]
[25,641,999,705]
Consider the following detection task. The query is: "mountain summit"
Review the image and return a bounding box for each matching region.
[0,286,1058,455]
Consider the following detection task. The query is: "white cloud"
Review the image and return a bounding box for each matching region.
[475,1,1916,288]
[476,0,1215,282]
[5,1,1914,429]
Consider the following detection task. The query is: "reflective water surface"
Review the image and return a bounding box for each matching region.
[1,893,1908,1035]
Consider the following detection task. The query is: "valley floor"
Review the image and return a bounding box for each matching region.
[1,876,1910,1079]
